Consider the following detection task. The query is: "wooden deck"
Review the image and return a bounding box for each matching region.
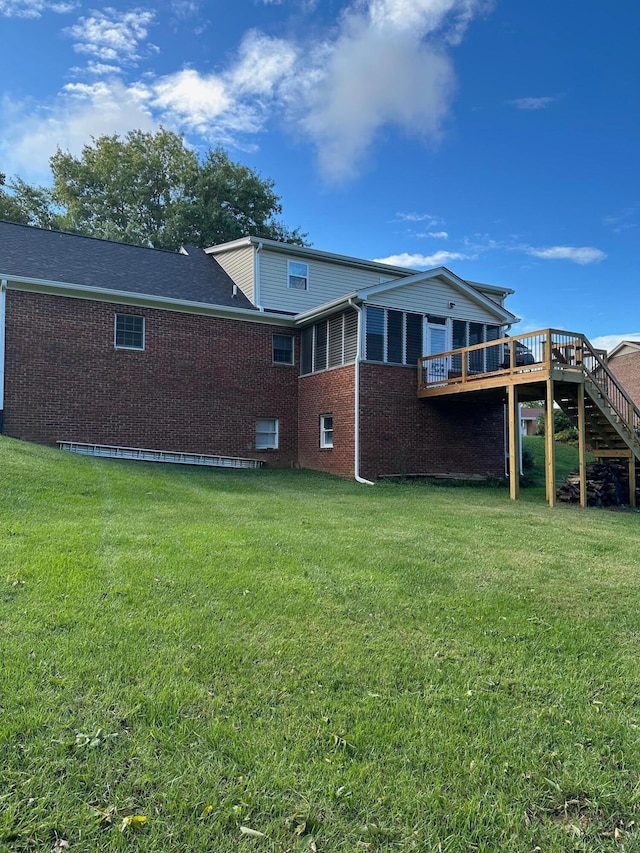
[417,329,640,507]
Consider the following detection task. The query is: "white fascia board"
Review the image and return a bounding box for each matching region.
[294,292,359,325]
[357,266,519,324]
[208,237,414,278]
[2,274,296,327]
[609,340,640,358]
[467,279,515,297]
[204,236,254,255]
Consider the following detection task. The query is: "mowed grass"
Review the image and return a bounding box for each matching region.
[522,435,594,489]
[1,437,640,852]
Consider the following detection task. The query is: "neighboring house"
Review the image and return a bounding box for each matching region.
[0,220,519,481]
[607,341,640,409]
[520,406,544,436]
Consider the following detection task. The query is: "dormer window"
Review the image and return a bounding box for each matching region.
[288,261,309,291]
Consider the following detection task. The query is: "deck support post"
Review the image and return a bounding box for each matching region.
[545,378,556,507]
[577,383,587,508]
[507,383,520,500]
[629,454,636,508]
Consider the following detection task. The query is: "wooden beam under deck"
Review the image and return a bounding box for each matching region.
[418,328,640,508]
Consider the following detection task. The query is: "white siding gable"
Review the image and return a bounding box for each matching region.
[211,245,255,303]
[259,249,405,313]
[366,277,505,324]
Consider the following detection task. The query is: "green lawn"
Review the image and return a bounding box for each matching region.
[522,435,592,489]
[1,436,639,852]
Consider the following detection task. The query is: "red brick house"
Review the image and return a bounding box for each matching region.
[607,341,640,410]
[0,221,519,481]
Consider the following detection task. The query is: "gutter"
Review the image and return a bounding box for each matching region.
[0,274,295,326]
[0,279,6,431]
[349,298,375,485]
[255,241,263,311]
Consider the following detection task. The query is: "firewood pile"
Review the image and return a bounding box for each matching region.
[556,460,640,507]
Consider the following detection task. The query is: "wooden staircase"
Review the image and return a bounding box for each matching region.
[417,328,640,506]
[554,339,640,463]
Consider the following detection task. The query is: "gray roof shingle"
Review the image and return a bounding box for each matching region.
[0,220,255,310]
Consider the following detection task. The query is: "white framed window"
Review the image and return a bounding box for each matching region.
[288,260,309,291]
[114,313,144,350]
[320,414,334,448]
[272,334,294,365]
[256,418,279,450]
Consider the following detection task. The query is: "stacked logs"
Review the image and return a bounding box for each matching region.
[556,460,640,507]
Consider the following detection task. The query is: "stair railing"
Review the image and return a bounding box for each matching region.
[579,335,640,447]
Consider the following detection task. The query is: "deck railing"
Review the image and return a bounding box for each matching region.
[418,328,640,445]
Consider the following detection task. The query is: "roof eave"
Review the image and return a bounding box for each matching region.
[2,274,295,325]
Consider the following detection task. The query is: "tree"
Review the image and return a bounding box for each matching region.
[51,129,198,250]
[536,408,576,436]
[0,173,56,228]
[48,129,306,250]
[1,130,306,249]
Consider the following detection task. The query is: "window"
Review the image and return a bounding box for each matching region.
[365,307,385,361]
[299,309,359,375]
[288,261,309,291]
[256,418,278,450]
[272,335,294,364]
[115,313,144,350]
[364,306,425,366]
[320,414,333,448]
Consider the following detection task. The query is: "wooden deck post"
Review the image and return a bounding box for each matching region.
[629,454,636,508]
[507,383,520,500]
[545,378,556,507]
[577,383,587,508]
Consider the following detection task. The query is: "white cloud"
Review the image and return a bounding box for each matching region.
[145,32,297,141]
[170,0,200,17]
[0,0,76,16]
[603,205,637,233]
[288,0,485,182]
[397,211,444,224]
[524,245,606,265]
[66,7,156,64]
[508,96,558,111]
[0,83,156,182]
[590,334,640,353]
[1,0,487,182]
[374,249,471,267]
[426,230,448,238]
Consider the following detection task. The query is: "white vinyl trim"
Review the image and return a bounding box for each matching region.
[0,279,6,411]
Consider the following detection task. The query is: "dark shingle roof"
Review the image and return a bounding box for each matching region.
[0,220,255,310]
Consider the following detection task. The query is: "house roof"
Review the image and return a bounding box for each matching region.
[294,266,519,326]
[0,219,255,310]
[608,340,640,359]
[206,235,515,300]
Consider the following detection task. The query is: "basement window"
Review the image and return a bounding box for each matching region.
[114,313,144,350]
[320,414,334,448]
[256,418,279,450]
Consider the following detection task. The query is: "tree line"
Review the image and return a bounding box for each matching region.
[0,129,306,251]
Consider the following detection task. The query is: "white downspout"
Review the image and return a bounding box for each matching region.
[255,241,263,311]
[349,298,375,485]
[0,279,6,430]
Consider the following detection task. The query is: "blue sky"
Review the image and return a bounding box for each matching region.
[1,0,638,350]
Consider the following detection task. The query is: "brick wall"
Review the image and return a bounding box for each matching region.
[4,290,299,467]
[298,365,355,477]
[608,352,640,409]
[359,363,505,480]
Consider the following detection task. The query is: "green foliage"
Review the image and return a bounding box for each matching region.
[554,427,579,444]
[1,436,639,851]
[536,407,576,437]
[0,173,56,228]
[2,130,306,250]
